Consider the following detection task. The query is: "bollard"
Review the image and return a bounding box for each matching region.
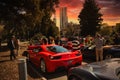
[18,58,27,80]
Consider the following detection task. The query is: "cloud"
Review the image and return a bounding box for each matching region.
[56,0,120,26]
[59,0,83,9]
[57,0,83,23]
[98,0,120,17]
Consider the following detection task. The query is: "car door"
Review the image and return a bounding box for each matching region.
[32,47,43,66]
[29,48,38,63]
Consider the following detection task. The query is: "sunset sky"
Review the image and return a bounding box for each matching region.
[55,0,120,27]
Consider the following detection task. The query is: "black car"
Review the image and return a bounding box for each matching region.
[82,45,120,60]
[67,58,120,80]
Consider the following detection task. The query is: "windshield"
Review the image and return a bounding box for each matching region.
[47,46,69,53]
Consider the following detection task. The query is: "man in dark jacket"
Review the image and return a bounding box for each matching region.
[7,36,16,60]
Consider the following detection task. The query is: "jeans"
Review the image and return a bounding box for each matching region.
[10,49,16,60]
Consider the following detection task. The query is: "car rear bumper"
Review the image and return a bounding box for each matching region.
[46,55,82,72]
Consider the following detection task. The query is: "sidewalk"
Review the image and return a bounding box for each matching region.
[0,42,45,80]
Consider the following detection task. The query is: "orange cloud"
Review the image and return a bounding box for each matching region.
[55,0,120,27]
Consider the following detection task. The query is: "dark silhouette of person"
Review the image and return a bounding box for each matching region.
[55,36,60,45]
[14,38,20,56]
[7,36,16,60]
[0,38,1,52]
[41,38,48,45]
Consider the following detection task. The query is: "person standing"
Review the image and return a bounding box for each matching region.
[7,36,16,60]
[94,34,104,62]
[41,37,48,45]
[0,38,1,52]
[55,36,60,45]
[15,38,20,56]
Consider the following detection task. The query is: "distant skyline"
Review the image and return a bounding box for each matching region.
[55,0,120,27]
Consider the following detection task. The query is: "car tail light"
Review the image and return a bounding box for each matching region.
[49,55,62,60]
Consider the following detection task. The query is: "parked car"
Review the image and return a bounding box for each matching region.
[23,44,82,73]
[82,45,120,60]
[67,58,120,80]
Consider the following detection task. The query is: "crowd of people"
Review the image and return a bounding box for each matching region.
[7,33,119,62]
[27,34,104,62]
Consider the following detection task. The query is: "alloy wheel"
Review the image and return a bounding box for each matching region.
[40,59,46,73]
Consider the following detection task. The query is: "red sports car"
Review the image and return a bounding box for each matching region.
[23,44,82,73]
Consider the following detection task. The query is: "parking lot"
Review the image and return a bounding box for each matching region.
[0,42,93,80]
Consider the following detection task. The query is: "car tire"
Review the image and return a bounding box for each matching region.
[26,53,30,61]
[105,54,113,59]
[22,51,30,61]
[40,59,47,73]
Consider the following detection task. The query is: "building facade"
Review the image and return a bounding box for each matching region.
[60,7,68,33]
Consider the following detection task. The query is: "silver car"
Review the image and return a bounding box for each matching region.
[67,58,120,80]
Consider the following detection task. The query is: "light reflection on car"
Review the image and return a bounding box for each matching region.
[82,45,120,60]
[67,58,120,80]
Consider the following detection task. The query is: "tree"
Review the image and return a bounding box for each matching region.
[99,27,111,36]
[65,22,80,37]
[115,23,120,33]
[40,0,59,37]
[0,0,43,38]
[47,21,59,38]
[0,0,59,39]
[66,23,75,37]
[78,0,103,37]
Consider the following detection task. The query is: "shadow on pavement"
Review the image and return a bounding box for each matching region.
[0,60,11,63]
[27,61,67,80]
[0,46,9,52]
[1,55,10,57]
[27,62,44,79]
[44,71,67,80]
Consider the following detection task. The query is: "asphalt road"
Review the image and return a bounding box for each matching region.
[0,42,94,80]
[27,59,93,80]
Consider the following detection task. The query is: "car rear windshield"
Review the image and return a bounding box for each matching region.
[47,46,69,53]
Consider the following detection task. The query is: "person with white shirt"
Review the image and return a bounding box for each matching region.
[94,33,104,62]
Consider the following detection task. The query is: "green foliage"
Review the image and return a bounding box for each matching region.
[99,27,111,36]
[65,23,80,37]
[78,0,103,37]
[0,0,59,40]
[115,23,120,33]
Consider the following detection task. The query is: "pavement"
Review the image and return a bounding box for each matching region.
[0,42,46,80]
[0,42,88,80]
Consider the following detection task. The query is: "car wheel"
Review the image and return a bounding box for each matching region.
[69,75,82,80]
[22,51,30,61]
[40,59,47,73]
[105,54,113,59]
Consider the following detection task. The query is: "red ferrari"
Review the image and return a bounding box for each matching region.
[23,44,82,73]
